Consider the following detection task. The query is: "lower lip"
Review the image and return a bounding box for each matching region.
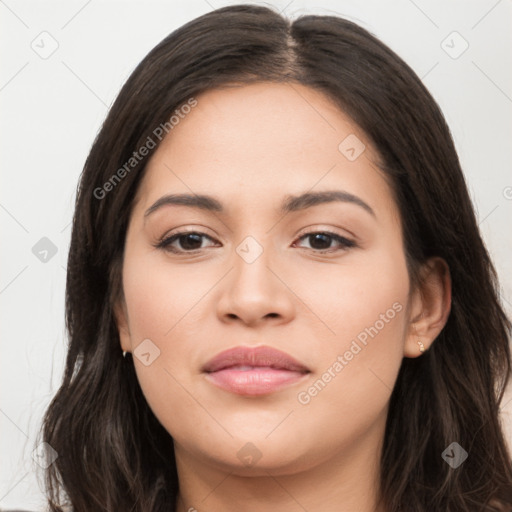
[204,367,308,396]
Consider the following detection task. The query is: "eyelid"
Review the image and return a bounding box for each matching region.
[157,225,218,243]
[294,224,356,241]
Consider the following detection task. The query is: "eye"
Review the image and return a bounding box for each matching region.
[293,231,356,253]
[154,230,218,253]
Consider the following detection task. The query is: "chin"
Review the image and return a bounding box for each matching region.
[175,427,326,477]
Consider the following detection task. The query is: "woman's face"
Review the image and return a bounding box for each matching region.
[116,82,415,475]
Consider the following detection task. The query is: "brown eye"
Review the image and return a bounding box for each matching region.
[294,231,356,253]
[156,231,217,253]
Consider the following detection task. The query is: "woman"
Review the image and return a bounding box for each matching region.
[40,4,512,511]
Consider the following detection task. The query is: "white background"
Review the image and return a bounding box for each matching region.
[1,0,511,509]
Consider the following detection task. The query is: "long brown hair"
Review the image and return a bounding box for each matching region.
[40,4,512,511]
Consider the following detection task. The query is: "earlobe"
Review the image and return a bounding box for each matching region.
[113,299,132,354]
[404,257,452,358]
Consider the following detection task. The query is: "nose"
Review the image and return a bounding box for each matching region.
[215,238,295,327]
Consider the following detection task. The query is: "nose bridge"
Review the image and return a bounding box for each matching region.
[216,231,294,324]
[231,233,276,294]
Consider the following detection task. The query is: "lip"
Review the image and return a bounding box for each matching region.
[202,345,311,396]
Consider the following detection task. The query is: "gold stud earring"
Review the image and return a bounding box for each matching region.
[412,322,425,354]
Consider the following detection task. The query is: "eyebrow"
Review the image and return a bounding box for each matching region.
[144,190,376,219]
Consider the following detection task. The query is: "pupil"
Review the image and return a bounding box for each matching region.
[310,233,331,250]
[180,233,202,250]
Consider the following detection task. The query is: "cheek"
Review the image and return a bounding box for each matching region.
[291,240,409,409]
[288,238,410,352]
[120,247,219,433]
[121,248,212,339]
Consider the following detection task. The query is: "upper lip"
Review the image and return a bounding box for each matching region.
[202,345,310,373]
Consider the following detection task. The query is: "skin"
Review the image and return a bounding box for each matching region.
[115,82,452,512]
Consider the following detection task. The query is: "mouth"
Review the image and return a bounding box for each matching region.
[202,345,311,396]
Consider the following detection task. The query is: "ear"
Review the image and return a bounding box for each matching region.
[404,256,452,358]
[113,298,132,354]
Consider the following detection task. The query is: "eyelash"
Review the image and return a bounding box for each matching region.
[154,229,357,255]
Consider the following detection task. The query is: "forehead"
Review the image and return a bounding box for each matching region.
[133,82,400,227]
